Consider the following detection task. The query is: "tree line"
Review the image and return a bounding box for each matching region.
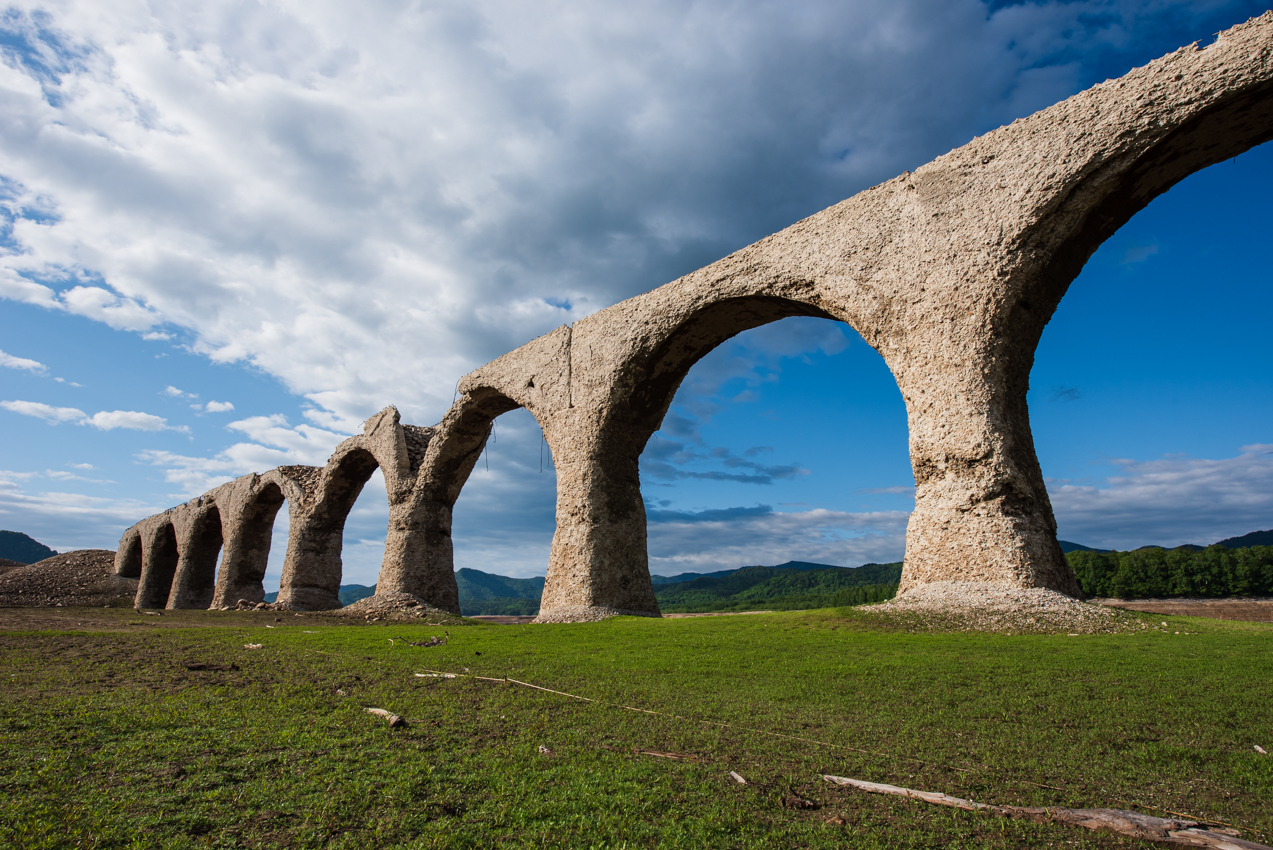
[1067,545,1273,599]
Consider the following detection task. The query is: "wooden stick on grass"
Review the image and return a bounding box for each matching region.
[822,776,1268,850]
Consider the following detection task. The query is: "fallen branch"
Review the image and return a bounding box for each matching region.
[822,776,1268,849]
[365,707,408,728]
[599,744,703,762]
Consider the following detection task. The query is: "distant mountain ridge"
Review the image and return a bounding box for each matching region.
[1216,529,1273,548]
[254,528,1273,612]
[649,560,862,584]
[0,531,57,565]
[455,568,544,600]
[1058,541,1113,554]
[653,562,902,613]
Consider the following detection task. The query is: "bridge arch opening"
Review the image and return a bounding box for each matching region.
[136,521,179,609]
[633,310,913,586]
[274,446,389,610]
[168,505,223,609]
[323,447,386,600]
[214,481,286,608]
[1027,141,1273,558]
[443,389,558,599]
[115,528,142,579]
[533,292,912,620]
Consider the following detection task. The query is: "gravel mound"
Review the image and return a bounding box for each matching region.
[533,605,662,623]
[224,592,461,623]
[0,557,27,574]
[0,550,136,608]
[330,591,461,623]
[860,581,1145,634]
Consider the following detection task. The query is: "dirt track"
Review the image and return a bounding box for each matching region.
[0,607,375,632]
[1097,598,1273,622]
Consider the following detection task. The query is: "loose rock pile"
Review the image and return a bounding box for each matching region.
[0,557,27,574]
[862,582,1145,634]
[0,550,137,607]
[338,591,458,623]
[533,605,661,624]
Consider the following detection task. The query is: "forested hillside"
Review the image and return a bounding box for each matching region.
[653,562,901,613]
[455,569,545,616]
[0,531,57,565]
[264,540,1272,615]
[1068,545,1273,599]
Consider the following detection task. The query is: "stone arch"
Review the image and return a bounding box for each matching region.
[426,387,520,497]
[276,407,421,610]
[611,295,843,443]
[134,518,179,609]
[114,526,142,579]
[211,477,286,608]
[374,385,532,613]
[532,296,863,621]
[275,448,382,610]
[167,502,224,609]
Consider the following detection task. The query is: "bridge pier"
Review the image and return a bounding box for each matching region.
[536,433,660,622]
[896,359,1077,595]
[376,494,462,613]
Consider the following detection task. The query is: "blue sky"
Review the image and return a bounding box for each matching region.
[1,0,1270,586]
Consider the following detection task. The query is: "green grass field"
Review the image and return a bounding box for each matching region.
[1,608,1270,849]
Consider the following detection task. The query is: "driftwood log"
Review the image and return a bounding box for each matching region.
[823,776,1267,850]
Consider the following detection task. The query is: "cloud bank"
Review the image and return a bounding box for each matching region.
[2,0,1257,429]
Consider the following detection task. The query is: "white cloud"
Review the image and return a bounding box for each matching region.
[163,385,196,398]
[1,399,86,422]
[0,348,47,373]
[44,468,111,483]
[85,409,185,432]
[1049,445,1273,549]
[137,414,349,496]
[204,400,234,412]
[58,286,160,332]
[1,399,186,432]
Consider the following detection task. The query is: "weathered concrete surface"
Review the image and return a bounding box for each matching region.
[115,16,1273,621]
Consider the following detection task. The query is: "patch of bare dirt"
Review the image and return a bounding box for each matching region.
[0,605,415,632]
[1095,598,1273,623]
[0,550,136,608]
[662,611,774,618]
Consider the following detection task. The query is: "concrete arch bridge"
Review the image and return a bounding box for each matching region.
[115,16,1273,620]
